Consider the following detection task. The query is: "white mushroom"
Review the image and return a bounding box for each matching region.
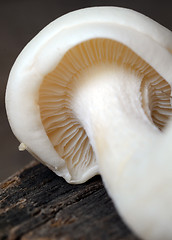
[5,7,172,240]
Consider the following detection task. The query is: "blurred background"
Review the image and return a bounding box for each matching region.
[1,0,172,182]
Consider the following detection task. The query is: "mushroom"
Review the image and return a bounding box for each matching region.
[5,6,172,240]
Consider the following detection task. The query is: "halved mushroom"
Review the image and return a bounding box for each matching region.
[5,7,172,240]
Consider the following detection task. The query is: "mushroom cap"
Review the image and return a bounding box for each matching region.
[5,6,172,183]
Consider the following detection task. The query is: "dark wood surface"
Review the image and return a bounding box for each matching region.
[0,161,139,240]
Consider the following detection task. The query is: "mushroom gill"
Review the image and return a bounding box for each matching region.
[38,38,172,180]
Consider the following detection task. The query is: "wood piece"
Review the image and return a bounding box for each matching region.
[0,161,139,240]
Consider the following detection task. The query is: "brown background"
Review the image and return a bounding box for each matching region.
[1,0,172,181]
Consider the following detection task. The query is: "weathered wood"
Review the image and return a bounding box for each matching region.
[0,161,139,240]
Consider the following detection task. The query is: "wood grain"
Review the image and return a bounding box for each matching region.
[0,161,139,240]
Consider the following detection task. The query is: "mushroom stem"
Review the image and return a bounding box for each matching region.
[71,63,172,240]
[72,63,159,174]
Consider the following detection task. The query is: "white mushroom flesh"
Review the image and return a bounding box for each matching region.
[5,7,172,240]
